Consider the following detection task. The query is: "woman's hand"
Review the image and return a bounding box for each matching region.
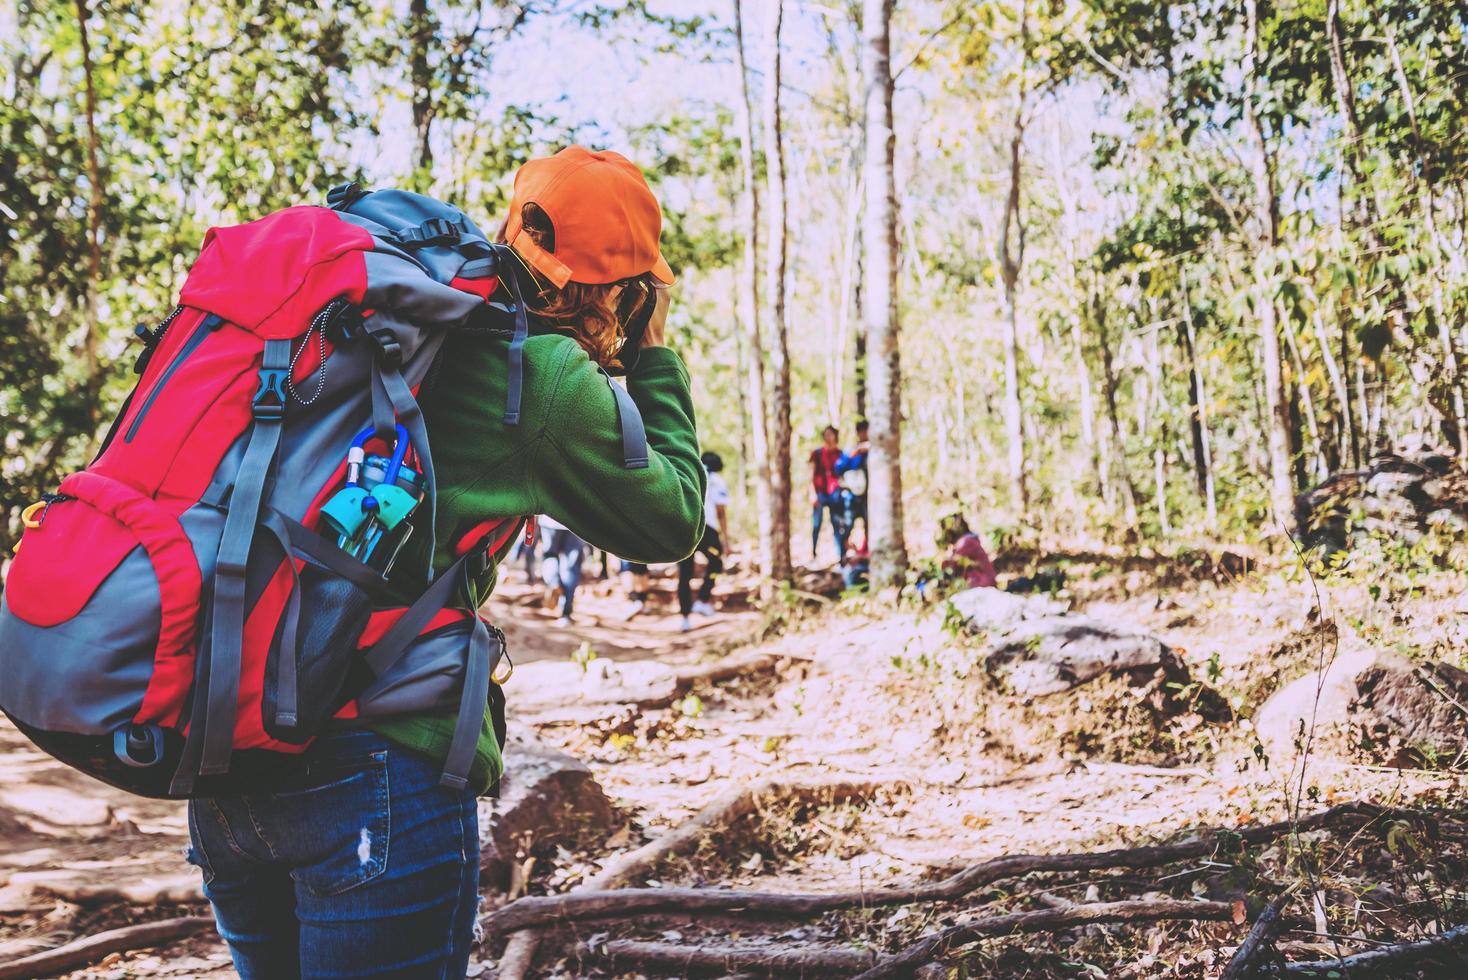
[641,285,671,349]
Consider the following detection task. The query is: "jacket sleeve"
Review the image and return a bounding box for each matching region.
[533,345,705,563]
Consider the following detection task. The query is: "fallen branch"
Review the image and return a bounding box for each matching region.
[0,915,215,980]
[631,652,788,710]
[483,801,1410,934]
[1220,892,1291,980]
[577,938,877,976]
[851,899,1240,980]
[491,777,878,980]
[1272,921,1468,976]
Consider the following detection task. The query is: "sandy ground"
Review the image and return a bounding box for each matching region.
[1,549,1463,978]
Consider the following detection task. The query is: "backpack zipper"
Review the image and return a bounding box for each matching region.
[123,313,223,442]
[132,305,185,376]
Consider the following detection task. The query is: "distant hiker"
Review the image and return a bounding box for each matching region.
[510,521,540,584]
[677,450,731,630]
[836,419,869,540]
[810,424,850,561]
[0,146,705,979]
[621,560,653,619]
[538,515,586,626]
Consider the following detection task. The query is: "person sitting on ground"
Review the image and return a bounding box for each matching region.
[841,527,870,591]
[809,424,849,561]
[939,512,997,589]
[677,450,731,631]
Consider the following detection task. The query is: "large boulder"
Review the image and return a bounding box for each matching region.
[987,615,1177,698]
[1352,655,1468,768]
[949,588,1178,699]
[479,735,616,890]
[1298,447,1468,551]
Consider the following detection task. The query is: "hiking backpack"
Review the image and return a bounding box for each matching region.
[0,184,647,799]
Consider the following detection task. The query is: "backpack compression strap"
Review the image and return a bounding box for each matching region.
[172,339,292,795]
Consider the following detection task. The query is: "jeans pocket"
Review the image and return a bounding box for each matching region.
[263,751,390,898]
[185,802,218,886]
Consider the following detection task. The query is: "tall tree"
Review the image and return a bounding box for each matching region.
[862,0,907,585]
[997,3,1032,511]
[73,0,103,432]
[1242,0,1295,530]
[762,0,793,579]
[732,0,775,579]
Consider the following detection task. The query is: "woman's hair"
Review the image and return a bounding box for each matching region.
[501,203,624,367]
[937,512,971,548]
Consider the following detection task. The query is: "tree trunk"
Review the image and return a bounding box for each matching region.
[733,0,773,577]
[1242,0,1295,531]
[1180,285,1218,529]
[74,0,102,432]
[1093,285,1139,530]
[861,0,907,585]
[998,10,1030,512]
[762,0,793,581]
[409,0,435,180]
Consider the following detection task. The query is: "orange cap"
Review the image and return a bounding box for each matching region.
[504,145,675,288]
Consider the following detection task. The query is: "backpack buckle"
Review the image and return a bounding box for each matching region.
[253,367,288,420]
[399,217,460,249]
[366,325,403,369]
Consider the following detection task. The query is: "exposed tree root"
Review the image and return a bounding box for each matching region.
[1220,892,1292,980]
[490,777,878,980]
[483,801,1412,934]
[631,651,793,710]
[850,899,1241,980]
[1270,921,1468,976]
[576,937,877,976]
[0,915,214,980]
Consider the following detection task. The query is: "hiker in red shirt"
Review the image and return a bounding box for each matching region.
[809,425,849,560]
[940,513,998,588]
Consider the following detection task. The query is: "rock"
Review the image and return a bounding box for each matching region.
[1299,448,1468,551]
[948,587,1066,633]
[1253,645,1375,763]
[506,659,677,714]
[479,735,615,890]
[1351,655,1468,768]
[984,614,1174,697]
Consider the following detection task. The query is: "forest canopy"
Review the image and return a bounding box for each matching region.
[4,0,1467,562]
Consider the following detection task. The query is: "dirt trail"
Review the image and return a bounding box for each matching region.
[0,553,1462,978]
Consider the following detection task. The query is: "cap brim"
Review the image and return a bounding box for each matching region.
[650,253,675,286]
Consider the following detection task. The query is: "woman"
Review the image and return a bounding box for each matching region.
[187,146,705,979]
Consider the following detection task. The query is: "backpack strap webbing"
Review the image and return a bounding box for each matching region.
[171,339,292,795]
[369,352,438,586]
[360,548,506,789]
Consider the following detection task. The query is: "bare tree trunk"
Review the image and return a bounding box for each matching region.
[1243,0,1295,531]
[409,0,435,180]
[74,0,102,431]
[762,0,793,581]
[862,0,907,585]
[733,0,773,577]
[1093,285,1139,530]
[998,10,1031,511]
[1180,284,1218,530]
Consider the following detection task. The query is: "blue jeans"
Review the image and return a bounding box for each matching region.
[187,731,479,979]
[812,492,849,557]
[540,527,585,617]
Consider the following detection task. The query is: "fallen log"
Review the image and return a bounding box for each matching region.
[577,938,877,976]
[631,652,788,710]
[851,899,1240,980]
[0,915,215,980]
[1220,893,1291,980]
[491,776,878,980]
[483,801,1410,934]
[1271,921,1468,976]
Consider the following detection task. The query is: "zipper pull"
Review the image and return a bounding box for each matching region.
[132,323,159,375]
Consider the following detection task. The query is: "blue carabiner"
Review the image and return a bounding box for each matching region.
[347,424,411,488]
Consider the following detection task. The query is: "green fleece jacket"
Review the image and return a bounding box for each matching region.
[371,331,706,792]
